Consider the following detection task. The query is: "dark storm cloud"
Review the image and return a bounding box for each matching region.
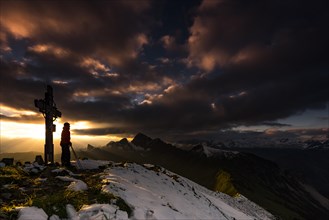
[188,0,329,70]
[0,59,48,110]
[114,0,328,136]
[73,127,126,136]
[286,128,329,137]
[0,0,328,141]
[257,122,291,127]
[1,0,152,66]
[183,0,328,128]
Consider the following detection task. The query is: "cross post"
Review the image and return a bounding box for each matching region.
[34,85,62,164]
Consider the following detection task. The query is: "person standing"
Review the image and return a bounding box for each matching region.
[60,122,72,167]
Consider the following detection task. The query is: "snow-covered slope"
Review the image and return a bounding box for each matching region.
[99,161,274,220]
[16,159,274,220]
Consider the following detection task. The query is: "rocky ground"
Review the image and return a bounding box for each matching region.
[0,162,131,219]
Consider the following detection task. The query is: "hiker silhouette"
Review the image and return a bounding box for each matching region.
[60,122,72,167]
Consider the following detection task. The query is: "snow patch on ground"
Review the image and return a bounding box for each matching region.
[23,162,46,173]
[77,204,128,220]
[17,203,128,220]
[16,206,48,220]
[72,159,110,170]
[56,176,88,191]
[52,167,82,177]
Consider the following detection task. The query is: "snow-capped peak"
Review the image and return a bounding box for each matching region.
[190,143,240,158]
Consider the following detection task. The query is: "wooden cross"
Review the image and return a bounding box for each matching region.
[34,85,62,164]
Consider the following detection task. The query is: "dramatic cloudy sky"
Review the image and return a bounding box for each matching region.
[0,0,328,151]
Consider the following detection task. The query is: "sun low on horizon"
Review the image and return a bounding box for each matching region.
[0,105,125,153]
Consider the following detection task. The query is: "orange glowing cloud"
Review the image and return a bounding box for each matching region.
[125,76,177,94]
[187,14,236,71]
[81,58,110,72]
[0,11,35,38]
[127,82,161,93]
[28,44,71,58]
[0,1,88,39]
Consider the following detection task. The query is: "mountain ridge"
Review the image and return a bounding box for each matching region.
[79,133,329,220]
[0,160,274,219]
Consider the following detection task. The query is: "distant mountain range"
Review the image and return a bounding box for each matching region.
[177,137,329,150]
[78,133,329,220]
[303,139,329,150]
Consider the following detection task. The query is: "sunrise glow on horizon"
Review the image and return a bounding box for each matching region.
[0,110,126,153]
[0,123,125,153]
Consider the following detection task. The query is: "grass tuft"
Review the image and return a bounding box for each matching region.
[215,170,239,197]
